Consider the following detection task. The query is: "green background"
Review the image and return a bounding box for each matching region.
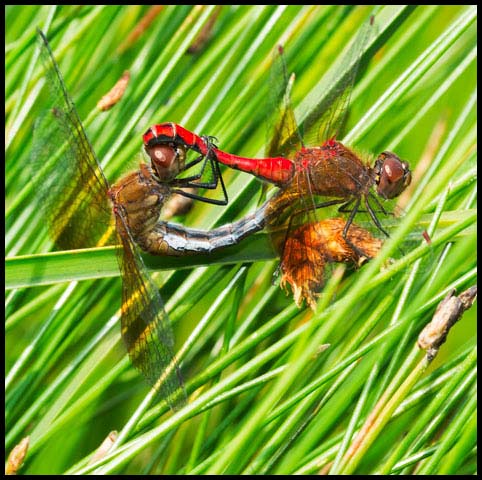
[5,5,476,475]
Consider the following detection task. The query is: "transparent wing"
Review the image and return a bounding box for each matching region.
[268,149,383,309]
[301,14,375,145]
[115,211,186,409]
[35,30,185,407]
[32,29,113,250]
[265,45,304,158]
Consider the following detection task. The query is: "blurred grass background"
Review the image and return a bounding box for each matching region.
[5,5,476,474]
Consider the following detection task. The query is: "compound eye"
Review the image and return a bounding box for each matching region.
[375,152,411,199]
[147,144,177,168]
[145,144,186,181]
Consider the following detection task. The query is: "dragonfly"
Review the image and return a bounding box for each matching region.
[142,15,412,307]
[33,29,274,407]
[142,120,387,307]
[143,121,410,238]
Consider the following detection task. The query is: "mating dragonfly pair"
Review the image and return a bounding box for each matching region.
[142,122,410,302]
[35,22,411,409]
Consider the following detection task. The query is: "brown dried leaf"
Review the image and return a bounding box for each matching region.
[89,431,118,465]
[5,436,30,475]
[117,6,164,54]
[418,286,477,359]
[187,6,222,54]
[97,71,130,111]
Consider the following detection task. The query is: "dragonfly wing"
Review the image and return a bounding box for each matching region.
[270,149,383,309]
[265,45,304,158]
[279,215,383,309]
[267,178,328,309]
[35,30,184,408]
[301,13,375,146]
[279,216,329,309]
[115,211,186,409]
[33,30,113,250]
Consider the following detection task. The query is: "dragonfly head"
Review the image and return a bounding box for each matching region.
[373,152,411,199]
[145,143,186,182]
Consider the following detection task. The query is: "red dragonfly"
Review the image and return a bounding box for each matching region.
[143,122,410,238]
[34,30,271,407]
[143,121,389,307]
[143,16,412,306]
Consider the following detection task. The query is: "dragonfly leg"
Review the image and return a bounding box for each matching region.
[338,196,391,240]
[340,198,360,238]
[171,154,211,185]
[186,152,228,201]
[283,198,345,226]
[368,192,392,216]
[183,153,206,172]
[171,185,228,206]
[340,195,387,215]
[337,198,356,214]
[364,196,390,238]
[181,137,223,189]
[338,197,381,260]
[331,197,377,252]
[170,140,229,205]
[314,199,347,210]
[366,195,407,255]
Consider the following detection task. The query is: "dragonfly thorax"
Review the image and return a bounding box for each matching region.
[109,163,172,245]
[296,143,373,199]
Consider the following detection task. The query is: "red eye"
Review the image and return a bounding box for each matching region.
[145,144,186,181]
[147,144,177,169]
[375,152,411,199]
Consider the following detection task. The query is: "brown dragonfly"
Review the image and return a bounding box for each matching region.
[33,30,271,408]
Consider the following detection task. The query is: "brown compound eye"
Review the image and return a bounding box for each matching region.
[146,144,186,181]
[374,151,412,199]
